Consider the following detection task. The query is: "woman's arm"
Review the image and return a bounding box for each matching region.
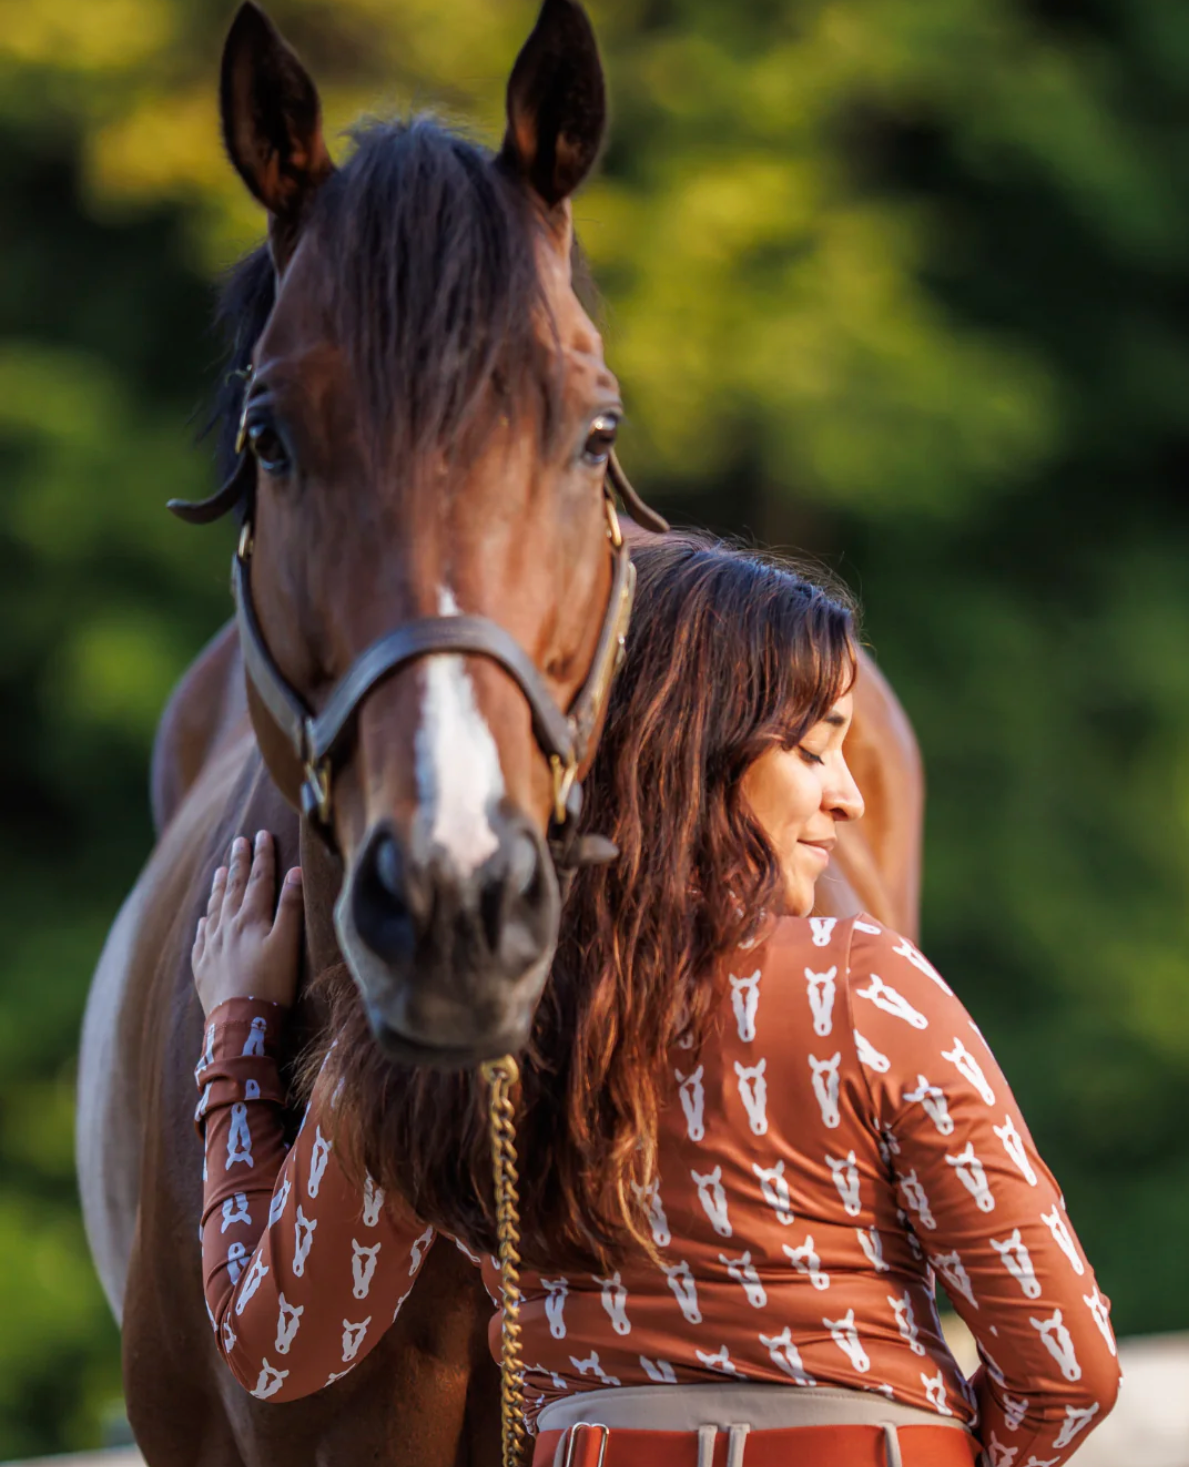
[193,837,440,1401]
[845,921,1121,1465]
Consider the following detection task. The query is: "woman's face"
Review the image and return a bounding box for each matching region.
[739,689,864,917]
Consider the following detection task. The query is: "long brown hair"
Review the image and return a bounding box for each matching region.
[308,534,857,1270]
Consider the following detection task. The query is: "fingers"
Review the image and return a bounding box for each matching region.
[191,914,207,965]
[241,831,276,923]
[206,866,228,925]
[270,867,304,955]
[224,835,251,915]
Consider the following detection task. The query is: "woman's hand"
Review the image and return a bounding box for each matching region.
[192,831,304,1017]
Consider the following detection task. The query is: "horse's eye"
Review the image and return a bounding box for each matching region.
[582,413,619,467]
[247,420,291,476]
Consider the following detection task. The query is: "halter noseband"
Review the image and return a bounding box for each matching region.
[170,385,667,870]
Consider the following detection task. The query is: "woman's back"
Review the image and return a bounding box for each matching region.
[512,914,1117,1462]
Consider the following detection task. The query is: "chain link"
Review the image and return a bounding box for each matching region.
[480,1055,529,1467]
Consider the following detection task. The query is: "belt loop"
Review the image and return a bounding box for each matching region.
[562,1425,610,1467]
[725,1424,750,1467]
[883,1424,904,1467]
[696,1425,717,1467]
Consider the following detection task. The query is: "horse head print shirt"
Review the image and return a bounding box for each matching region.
[195,916,1120,1463]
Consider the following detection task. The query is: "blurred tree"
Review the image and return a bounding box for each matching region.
[1,0,1188,1454]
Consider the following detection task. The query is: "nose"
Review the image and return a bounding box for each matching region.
[350,811,556,981]
[830,755,865,824]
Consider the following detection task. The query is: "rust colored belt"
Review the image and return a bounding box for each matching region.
[535,1421,981,1467]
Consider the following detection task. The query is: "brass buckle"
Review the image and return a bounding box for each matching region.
[563,1424,609,1467]
[550,752,579,827]
[603,490,623,549]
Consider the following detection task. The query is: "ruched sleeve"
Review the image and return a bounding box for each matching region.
[844,922,1121,1465]
[195,998,439,1400]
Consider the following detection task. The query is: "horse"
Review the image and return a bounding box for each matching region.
[77,4,924,1465]
[76,2,674,1462]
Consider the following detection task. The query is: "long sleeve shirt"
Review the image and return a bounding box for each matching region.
[195,915,1120,1463]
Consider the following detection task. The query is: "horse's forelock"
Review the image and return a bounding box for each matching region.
[210,116,561,481]
[311,116,558,463]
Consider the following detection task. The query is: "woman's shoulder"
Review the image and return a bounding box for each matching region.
[747,913,955,1005]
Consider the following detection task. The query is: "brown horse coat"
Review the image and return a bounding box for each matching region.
[78,619,920,1467]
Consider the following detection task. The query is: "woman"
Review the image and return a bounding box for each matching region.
[193,536,1119,1466]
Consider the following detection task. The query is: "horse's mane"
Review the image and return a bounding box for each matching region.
[209,115,556,476]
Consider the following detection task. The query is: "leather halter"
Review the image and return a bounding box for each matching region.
[169,393,668,868]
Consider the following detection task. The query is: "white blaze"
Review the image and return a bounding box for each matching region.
[414,589,505,875]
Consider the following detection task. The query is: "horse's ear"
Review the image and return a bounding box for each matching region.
[220,3,334,269]
[501,0,607,211]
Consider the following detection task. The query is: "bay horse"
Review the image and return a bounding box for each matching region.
[77,3,924,1465]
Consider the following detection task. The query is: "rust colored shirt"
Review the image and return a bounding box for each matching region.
[197,916,1119,1463]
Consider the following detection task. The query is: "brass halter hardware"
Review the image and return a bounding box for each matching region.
[171,373,667,865]
[480,1056,529,1467]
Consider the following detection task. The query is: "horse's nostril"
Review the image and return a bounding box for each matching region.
[478,822,546,958]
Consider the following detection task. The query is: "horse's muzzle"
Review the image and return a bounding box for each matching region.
[334,811,559,1068]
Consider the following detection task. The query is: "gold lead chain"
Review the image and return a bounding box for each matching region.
[480,1055,529,1467]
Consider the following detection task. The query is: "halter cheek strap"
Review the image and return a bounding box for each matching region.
[169,405,664,867]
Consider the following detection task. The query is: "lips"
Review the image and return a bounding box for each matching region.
[799,839,836,863]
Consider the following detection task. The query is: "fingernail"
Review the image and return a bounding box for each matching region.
[233,836,249,855]
[255,830,267,850]
[285,867,303,886]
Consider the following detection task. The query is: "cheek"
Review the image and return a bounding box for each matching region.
[742,752,821,846]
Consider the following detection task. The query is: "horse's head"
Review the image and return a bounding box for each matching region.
[206,0,637,1067]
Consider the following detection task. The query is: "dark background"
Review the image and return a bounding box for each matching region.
[2,0,1187,1454]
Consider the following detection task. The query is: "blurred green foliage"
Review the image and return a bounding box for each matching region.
[1,0,1188,1455]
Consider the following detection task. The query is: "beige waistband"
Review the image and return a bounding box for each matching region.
[536,1381,971,1435]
